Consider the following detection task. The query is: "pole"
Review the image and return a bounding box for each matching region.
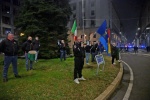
[82,0,84,42]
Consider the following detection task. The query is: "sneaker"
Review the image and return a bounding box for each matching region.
[78,76,86,81]
[113,62,116,65]
[15,75,21,78]
[86,63,90,65]
[3,78,8,82]
[118,60,121,63]
[74,78,80,84]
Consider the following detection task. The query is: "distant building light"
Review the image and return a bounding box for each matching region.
[136,33,138,35]
[138,28,140,30]
[146,27,150,30]
[7,11,10,13]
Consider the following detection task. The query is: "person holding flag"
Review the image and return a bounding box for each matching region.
[71,20,86,84]
[71,20,77,41]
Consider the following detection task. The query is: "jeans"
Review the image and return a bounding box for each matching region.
[85,52,90,64]
[3,56,18,78]
[25,53,33,70]
[91,52,96,62]
[35,51,39,61]
[60,50,66,61]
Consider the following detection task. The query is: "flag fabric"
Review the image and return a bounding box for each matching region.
[107,28,111,54]
[97,20,107,36]
[104,33,108,43]
[99,36,108,52]
[71,20,77,40]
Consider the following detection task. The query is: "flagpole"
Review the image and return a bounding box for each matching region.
[82,0,84,42]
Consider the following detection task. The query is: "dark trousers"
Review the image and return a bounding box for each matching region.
[74,57,84,79]
[91,52,96,62]
[3,56,18,78]
[60,50,66,61]
[111,55,116,64]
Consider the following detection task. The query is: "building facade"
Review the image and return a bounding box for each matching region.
[139,0,150,47]
[0,0,20,41]
[68,0,122,48]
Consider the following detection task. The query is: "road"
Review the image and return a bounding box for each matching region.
[109,49,150,100]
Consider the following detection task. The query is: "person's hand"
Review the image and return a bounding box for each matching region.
[74,45,76,48]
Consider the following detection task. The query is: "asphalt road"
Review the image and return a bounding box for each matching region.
[110,49,150,100]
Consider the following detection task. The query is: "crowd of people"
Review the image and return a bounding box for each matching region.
[0,33,40,82]
[0,33,120,84]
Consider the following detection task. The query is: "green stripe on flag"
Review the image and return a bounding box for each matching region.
[71,20,77,34]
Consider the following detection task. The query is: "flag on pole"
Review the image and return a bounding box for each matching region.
[97,20,107,36]
[71,20,77,41]
[99,36,108,52]
[107,28,111,54]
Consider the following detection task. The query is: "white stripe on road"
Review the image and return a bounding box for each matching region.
[121,60,134,100]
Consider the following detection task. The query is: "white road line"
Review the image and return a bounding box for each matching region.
[121,60,134,100]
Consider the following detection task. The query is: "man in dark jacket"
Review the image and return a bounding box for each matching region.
[22,36,33,71]
[90,42,96,62]
[73,40,86,84]
[85,43,91,64]
[0,33,21,82]
[59,40,66,61]
[111,43,118,66]
[33,36,40,62]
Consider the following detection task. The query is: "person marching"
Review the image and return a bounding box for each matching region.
[73,40,86,84]
[0,33,21,82]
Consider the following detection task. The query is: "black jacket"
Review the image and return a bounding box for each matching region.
[111,45,117,56]
[33,40,40,51]
[59,43,66,51]
[73,43,84,58]
[0,39,19,56]
[85,45,91,53]
[22,40,33,53]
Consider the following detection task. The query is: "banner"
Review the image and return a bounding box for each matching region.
[95,54,105,74]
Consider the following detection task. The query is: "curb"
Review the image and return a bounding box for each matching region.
[95,59,123,100]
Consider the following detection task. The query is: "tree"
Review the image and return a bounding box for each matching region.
[15,0,72,58]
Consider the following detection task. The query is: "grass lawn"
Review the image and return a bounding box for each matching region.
[0,55,120,100]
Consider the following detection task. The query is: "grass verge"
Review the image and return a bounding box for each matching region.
[0,55,120,100]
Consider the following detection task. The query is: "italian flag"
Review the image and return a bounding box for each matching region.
[71,20,77,41]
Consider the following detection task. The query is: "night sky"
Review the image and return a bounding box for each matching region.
[113,0,146,43]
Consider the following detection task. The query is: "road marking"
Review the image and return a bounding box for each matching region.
[121,53,150,57]
[121,60,134,100]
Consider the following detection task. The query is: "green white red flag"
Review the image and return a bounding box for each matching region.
[71,20,77,40]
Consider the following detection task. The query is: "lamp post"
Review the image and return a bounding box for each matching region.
[82,0,84,42]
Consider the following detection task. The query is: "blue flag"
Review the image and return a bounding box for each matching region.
[99,36,108,52]
[97,20,107,36]
[104,34,108,43]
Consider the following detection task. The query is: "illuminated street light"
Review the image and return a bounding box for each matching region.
[146,27,150,30]
[20,33,24,36]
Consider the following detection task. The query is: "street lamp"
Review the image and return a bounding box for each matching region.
[82,0,84,42]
